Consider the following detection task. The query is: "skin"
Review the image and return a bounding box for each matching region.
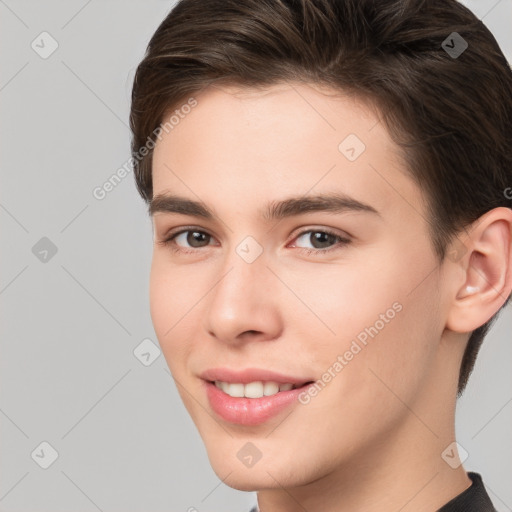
[148,81,512,512]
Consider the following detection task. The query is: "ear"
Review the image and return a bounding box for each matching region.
[445,207,512,333]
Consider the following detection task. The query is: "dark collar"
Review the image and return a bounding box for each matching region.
[438,472,496,512]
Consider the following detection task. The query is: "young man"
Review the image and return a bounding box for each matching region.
[129,0,512,510]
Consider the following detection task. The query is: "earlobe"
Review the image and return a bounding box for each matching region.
[446,207,512,334]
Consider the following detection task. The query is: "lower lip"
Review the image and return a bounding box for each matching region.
[204,380,313,426]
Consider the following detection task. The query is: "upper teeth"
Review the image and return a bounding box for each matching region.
[214,380,296,398]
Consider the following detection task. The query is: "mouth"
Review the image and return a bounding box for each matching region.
[203,379,316,425]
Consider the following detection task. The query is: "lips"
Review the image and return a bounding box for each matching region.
[199,367,316,425]
[203,379,315,425]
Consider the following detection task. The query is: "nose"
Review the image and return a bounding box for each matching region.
[204,244,282,345]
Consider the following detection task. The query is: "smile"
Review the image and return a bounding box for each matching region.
[212,380,308,398]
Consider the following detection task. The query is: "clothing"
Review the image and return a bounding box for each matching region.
[438,473,496,512]
[247,472,496,512]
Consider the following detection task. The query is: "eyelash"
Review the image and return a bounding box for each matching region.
[157,227,351,257]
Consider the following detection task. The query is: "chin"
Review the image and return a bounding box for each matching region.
[206,445,311,492]
[210,465,289,492]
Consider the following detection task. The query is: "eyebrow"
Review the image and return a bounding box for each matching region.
[148,192,380,221]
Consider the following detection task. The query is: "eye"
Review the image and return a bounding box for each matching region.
[290,228,351,256]
[174,230,212,248]
[157,228,216,254]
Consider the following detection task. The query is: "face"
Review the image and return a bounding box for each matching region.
[149,82,449,491]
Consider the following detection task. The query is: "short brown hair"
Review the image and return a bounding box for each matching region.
[130,0,512,395]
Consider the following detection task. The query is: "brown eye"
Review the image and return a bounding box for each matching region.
[292,229,351,254]
[157,228,216,254]
[177,230,211,248]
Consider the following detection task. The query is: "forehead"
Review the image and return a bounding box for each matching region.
[151,81,425,222]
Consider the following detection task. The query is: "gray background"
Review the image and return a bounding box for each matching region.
[0,1,511,511]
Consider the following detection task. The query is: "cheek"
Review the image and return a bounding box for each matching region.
[149,258,170,338]
[149,257,196,373]
[281,256,441,457]
[291,246,441,395]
